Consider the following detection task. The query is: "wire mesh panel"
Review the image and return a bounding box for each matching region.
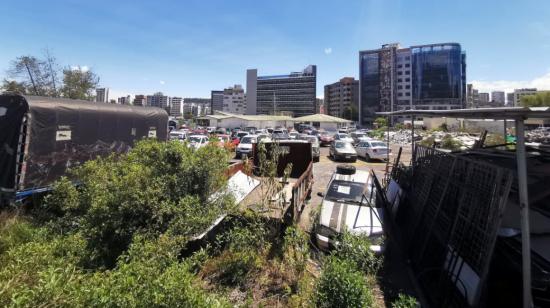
[397,146,513,307]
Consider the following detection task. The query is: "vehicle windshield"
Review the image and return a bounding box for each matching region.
[304,136,318,143]
[354,133,366,138]
[337,133,349,138]
[371,142,387,148]
[240,136,255,144]
[189,136,203,143]
[335,142,353,149]
[237,132,248,138]
[325,180,366,203]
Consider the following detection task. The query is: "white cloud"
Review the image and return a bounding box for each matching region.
[159,80,166,85]
[324,47,332,55]
[70,65,89,72]
[471,70,550,93]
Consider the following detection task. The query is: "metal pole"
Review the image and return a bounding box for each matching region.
[411,116,415,163]
[504,120,508,143]
[387,117,390,162]
[516,119,532,308]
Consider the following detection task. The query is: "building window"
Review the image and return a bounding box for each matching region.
[398,71,402,75]
[397,64,402,68]
[405,92,410,96]
[405,78,410,82]
[398,85,403,89]
[405,63,410,68]
[398,93,403,97]
[405,85,410,89]
[405,70,410,74]
[398,78,402,82]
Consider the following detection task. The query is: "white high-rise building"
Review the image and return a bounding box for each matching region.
[96,88,109,103]
[222,85,246,114]
[170,97,183,117]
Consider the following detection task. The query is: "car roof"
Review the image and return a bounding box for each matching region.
[189,134,207,138]
[331,169,370,184]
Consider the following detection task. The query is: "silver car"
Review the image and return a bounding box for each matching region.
[299,134,320,162]
[329,141,357,162]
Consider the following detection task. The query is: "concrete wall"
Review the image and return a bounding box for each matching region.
[424,117,515,134]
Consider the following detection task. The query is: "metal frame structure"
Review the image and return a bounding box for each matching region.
[378,106,550,308]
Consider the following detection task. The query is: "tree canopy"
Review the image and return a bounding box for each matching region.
[520,91,550,107]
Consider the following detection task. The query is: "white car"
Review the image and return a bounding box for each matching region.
[187,135,209,150]
[169,130,187,141]
[356,140,391,161]
[288,131,300,139]
[315,166,383,252]
[236,135,258,158]
[334,133,354,143]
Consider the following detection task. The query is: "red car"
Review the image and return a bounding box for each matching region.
[319,132,334,146]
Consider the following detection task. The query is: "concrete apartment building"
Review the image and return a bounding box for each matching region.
[133,94,146,106]
[324,77,359,121]
[210,90,224,114]
[512,88,538,106]
[507,93,514,106]
[359,43,466,125]
[147,92,169,109]
[222,85,246,114]
[169,97,183,117]
[184,98,210,117]
[95,88,109,103]
[491,91,505,105]
[479,92,490,104]
[246,65,317,117]
[117,95,131,105]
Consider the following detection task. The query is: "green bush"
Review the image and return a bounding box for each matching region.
[283,226,309,273]
[43,139,235,268]
[418,136,435,148]
[440,134,463,151]
[332,231,382,275]
[315,257,374,308]
[392,293,419,308]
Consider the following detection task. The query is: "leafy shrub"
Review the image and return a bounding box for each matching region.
[283,226,309,273]
[315,257,374,308]
[332,231,382,275]
[440,134,463,151]
[418,136,436,148]
[0,214,39,254]
[43,139,235,267]
[0,232,229,307]
[392,293,419,308]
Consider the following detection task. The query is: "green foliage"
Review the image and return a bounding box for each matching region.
[520,91,550,107]
[418,136,435,148]
[369,128,386,140]
[315,257,374,308]
[1,79,27,94]
[43,139,234,268]
[440,134,463,151]
[485,133,506,146]
[332,231,382,275]
[438,122,448,131]
[0,230,229,307]
[392,293,419,308]
[394,123,405,130]
[374,117,388,128]
[61,66,99,100]
[283,226,309,274]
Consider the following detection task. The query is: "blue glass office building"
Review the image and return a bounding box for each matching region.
[359,43,466,126]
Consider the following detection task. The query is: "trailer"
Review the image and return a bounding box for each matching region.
[0,94,168,205]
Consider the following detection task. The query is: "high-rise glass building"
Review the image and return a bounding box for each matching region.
[246,65,316,117]
[359,43,466,126]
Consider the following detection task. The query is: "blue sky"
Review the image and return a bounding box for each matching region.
[1,0,549,99]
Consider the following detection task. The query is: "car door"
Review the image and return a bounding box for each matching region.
[356,142,366,158]
[329,142,335,157]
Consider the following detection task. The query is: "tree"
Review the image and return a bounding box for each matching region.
[6,51,61,97]
[61,66,99,100]
[1,79,27,94]
[521,91,550,107]
[7,56,45,95]
[374,117,388,128]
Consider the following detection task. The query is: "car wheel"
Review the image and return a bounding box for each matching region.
[365,154,371,162]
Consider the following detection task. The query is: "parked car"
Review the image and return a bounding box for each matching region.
[289,131,300,139]
[169,129,187,141]
[350,131,368,144]
[187,135,209,150]
[315,165,383,251]
[356,140,391,161]
[236,135,258,158]
[329,141,357,162]
[244,126,257,133]
[213,134,231,148]
[318,131,334,146]
[299,134,320,162]
[236,131,250,140]
[334,133,354,143]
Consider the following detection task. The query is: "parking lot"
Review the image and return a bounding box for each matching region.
[299,144,411,230]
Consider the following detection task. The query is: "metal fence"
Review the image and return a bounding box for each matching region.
[390,146,513,307]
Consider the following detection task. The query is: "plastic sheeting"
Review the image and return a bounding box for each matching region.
[0,94,168,195]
